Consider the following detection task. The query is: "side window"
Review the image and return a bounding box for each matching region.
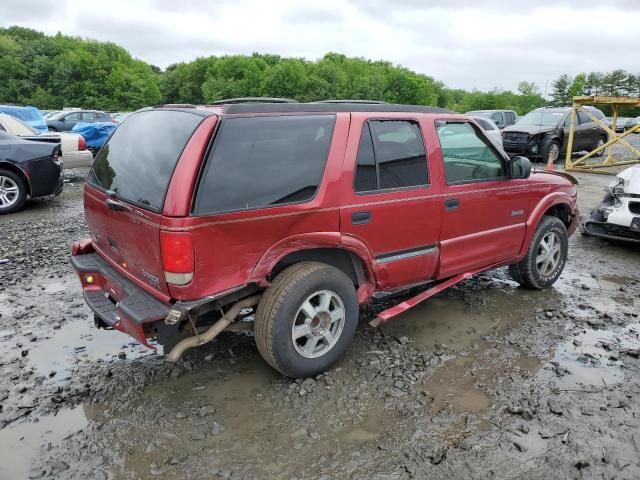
[578,112,592,125]
[491,112,503,125]
[505,112,516,124]
[65,112,81,121]
[83,112,97,121]
[563,114,574,127]
[436,121,505,184]
[354,120,428,193]
[194,115,335,214]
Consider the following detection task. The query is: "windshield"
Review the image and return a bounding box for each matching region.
[517,110,565,127]
[1,115,39,136]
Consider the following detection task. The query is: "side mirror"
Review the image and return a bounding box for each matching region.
[59,117,66,122]
[509,156,531,179]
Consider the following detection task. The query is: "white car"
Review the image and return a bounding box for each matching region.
[582,165,640,243]
[0,113,93,168]
[470,115,503,148]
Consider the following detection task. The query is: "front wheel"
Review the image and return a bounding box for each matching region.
[509,216,568,289]
[254,262,359,378]
[594,136,606,157]
[542,139,561,165]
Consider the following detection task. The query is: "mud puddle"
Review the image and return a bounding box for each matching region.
[540,322,639,389]
[0,406,89,479]
[381,278,561,351]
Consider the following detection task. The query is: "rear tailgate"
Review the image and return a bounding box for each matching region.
[83,109,208,299]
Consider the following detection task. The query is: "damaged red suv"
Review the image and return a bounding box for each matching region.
[71,102,580,378]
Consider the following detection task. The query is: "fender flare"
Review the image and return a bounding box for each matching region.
[250,231,375,280]
[519,192,576,257]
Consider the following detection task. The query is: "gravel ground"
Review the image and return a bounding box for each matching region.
[0,169,639,480]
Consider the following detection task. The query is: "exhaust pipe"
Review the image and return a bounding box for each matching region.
[166,295,261,363]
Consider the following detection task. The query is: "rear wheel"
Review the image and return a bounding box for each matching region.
[0,169,27,214]
[254,262,358,378]
[509,216,568,289]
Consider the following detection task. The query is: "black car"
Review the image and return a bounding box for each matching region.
[46,110,114,132]
[502,106,608,164]
[0,131,63,214]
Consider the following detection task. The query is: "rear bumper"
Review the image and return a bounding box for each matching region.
[70,246,171,347]
[62,150,93,169]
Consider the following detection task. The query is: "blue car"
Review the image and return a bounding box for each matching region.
[0,105,47,133]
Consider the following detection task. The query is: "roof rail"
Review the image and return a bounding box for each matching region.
[207,97,299,105]
[312,99,388,104]
[153,104,198,109]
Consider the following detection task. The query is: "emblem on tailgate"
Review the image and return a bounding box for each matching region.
[141,270,161,287]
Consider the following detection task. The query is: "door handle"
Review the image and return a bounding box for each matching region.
[106,198,126,211]
[444,198,459,211]
[351,211,371,225]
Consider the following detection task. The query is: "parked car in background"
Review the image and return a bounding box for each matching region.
[582,165,640,243]
[0,105,48,133]
[502,106,608,164]
[46,110,114,132]
[465,109,518,129]
[43,111,61,119]
[111,112,133,123]
[470,115,503,148]
[604,117,634,133]
[71,102,579,378]
[71,122,118,154]
[0,130,63,214]
[0,113,93,168]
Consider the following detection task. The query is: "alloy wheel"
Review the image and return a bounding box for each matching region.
[0,176,19,209]
[292,290,346,359]
[536,231,562,276]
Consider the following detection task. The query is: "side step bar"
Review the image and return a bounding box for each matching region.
[370,266,490,328]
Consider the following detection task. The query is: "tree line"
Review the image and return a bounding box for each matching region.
[1,26,638,117]
[551,71,640,115]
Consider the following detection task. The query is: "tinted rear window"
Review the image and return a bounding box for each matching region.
[87,110,203,212]
[194,115,335,214]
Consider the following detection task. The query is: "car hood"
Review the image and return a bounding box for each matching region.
[503,124,557,135]
[613,165,640,195]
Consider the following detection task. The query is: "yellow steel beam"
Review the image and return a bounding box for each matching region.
[569,125,640,167]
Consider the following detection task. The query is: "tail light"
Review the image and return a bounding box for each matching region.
[52,146,62,166]
[160,231,194,286]
[78,136,87,151]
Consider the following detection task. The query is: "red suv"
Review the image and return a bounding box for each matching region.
[71,102,580,378]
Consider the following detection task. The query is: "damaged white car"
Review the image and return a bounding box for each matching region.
[582,165,640,242]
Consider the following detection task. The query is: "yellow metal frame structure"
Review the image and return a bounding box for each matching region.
[564,95,640,174]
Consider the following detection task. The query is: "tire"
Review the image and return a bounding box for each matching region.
[594,136,606,157]
[0,169,27,214]
[254,262,359,378]
[541,139,561,165]
[508,216,568,289]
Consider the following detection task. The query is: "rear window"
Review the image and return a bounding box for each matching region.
[194,115,335,214]
[87,110,203,212]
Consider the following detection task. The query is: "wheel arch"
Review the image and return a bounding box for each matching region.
[0,161,31,197]
[250,233,376,302]
[520,193,575,257]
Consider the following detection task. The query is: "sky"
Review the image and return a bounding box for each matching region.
[1,0,640,93]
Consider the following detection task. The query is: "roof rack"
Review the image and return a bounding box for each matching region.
[207,97,299,105]
[312,99,388,104]
[225,103,452,115]
[152,104,198,109]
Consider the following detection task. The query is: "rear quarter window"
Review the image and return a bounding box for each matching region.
[194,115,335,214]
[87,110,203,212]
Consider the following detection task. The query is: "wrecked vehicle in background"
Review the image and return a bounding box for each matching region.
[582,165,640,243]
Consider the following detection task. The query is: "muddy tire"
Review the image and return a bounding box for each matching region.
[254,262,358,378]
[541,139,561,165]
[509,216,568,289]
[0,169,27,214]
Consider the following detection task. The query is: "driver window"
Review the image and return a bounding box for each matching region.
[436,121,505,184]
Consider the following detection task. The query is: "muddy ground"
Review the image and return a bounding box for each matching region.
[1,160,639,479]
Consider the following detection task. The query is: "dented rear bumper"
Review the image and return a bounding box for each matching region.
[70,243,171,347]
